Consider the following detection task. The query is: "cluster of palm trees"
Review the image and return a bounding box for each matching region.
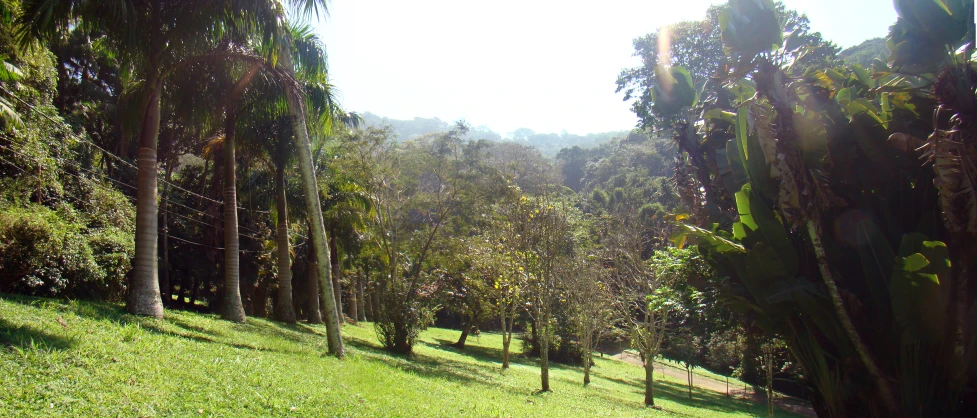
[16,0,353,357]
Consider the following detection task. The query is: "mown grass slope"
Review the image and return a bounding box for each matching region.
[0,294,799,417]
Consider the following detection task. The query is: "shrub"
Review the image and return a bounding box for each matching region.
[0,205,132,299]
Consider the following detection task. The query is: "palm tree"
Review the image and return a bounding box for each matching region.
[17,0,331,320]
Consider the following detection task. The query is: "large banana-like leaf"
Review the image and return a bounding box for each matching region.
[651,65,698,116]
[719,0,782,58]
[890,233,951,344]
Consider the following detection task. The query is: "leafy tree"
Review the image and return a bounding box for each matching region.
[669,0,977,414]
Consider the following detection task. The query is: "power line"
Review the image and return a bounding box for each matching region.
[0,144,269,244]
[0,85,275,213]
[0,141,268,237]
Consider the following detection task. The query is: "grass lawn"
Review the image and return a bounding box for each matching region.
[0,294,801,417]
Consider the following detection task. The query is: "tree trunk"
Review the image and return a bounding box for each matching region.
[220,111,246,323]
[807,219,898,412]
[160,164,173,307]
[501,315,512,369]
[254,277,269,318]
[582,331,592,386]
[540,315,550,392]
[306,238,323,324]
[346,279,358,324]
[687,366,693,400]
[645,358,655,406]
[454,315,471,349]
[283,52,344,357]
[273,165,297,323]
[363,281,374,321]
[330,238,343,325]
[356,276,366,322]
[129,76,164,319]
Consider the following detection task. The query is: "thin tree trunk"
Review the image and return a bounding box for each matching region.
[333,262,342,323]
[364,280,374,321]
[346,279,358,324]
[220,111,246,323]
[283,52,344,357]
[807,220,898,412]
[129,76,164,319]
[330,238,343,325]
[540,313,550,392]
[501,315,512,369]
[356,276,366,322]
[687,366,693,401]
[583,332,592,386]
[160,164,173,307]
[274,165,297,323]
[254,277,269,318]
[307,237,323,324]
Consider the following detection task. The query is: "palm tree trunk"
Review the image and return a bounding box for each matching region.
[274,165,296,323]
[220,111,246,323]
[129,76,164,319]
[283,52,345,357]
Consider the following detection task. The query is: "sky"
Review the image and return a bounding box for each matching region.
[313,0,898,136]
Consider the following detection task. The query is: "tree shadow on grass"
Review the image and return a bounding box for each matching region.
[343,335,532,395]
[0,317,74,351]
[590,369,773,416]
[428,337,538,369]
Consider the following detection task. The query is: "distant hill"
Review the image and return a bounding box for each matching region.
[839,38,888,68]
[359,112,627,157]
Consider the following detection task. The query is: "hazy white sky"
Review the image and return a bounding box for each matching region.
[313,0,898,136]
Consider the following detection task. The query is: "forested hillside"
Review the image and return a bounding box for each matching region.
[359,111,629,156]
[0,0,975,416]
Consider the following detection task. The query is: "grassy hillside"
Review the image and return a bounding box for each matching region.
[0,295,799,417]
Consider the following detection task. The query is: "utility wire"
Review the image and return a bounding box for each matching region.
[0,141,267,237]
[0,85,273,213]
[0,145,269,247]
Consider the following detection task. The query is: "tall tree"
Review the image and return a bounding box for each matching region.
[17,0,332,319]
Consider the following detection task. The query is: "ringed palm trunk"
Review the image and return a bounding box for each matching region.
[221,111,246,323]
[274,164,297,323]
[282,52,345,357]
[219,63,261,324]
[129,76,164,319]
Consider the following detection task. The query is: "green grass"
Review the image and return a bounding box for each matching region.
[0,294,801,417]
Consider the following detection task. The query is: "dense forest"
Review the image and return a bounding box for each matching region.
[0,0,975,416]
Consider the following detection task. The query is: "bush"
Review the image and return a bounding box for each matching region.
[0,205,132,299]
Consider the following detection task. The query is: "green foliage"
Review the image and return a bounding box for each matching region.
[0,205,131,299]
[665,0,977,413]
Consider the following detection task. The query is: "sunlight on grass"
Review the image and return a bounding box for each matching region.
[0,295,800,417]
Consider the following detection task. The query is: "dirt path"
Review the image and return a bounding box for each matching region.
[612,351,816,418]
